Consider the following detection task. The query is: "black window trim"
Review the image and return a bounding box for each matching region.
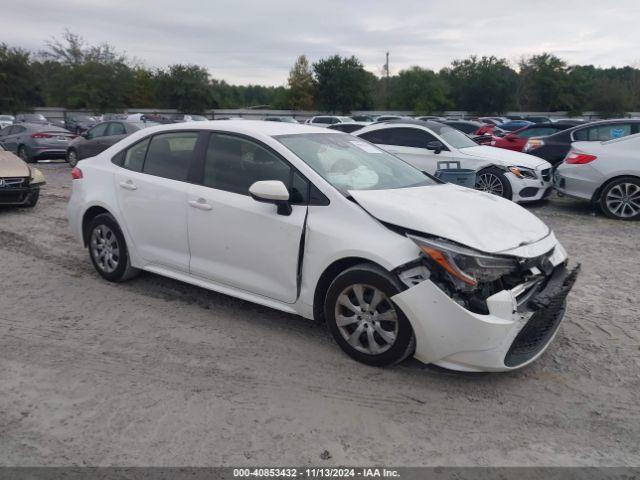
[192,130,328,206]
[111,129,329,206]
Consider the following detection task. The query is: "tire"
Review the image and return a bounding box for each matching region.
[67,148,79,167]
[23,188,39,208]
[599,177,640,220]
[87,213,140,282]
[475,166,513,200]
[18,145,34,164]
[324,263,415,367]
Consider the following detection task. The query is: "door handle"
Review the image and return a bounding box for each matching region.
[119,180,137,191]
[189,198,213,211]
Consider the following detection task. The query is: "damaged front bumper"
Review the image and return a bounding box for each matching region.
[392,243,580,372]
[0,182,41,206]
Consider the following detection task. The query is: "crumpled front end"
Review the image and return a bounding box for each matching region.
[391,234,579,372]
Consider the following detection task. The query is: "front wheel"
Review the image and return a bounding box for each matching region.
[87,213,140,282]
[475,167,513,200]
[18,145,33,164]
[324,264,415,366]
[600,177,640,220]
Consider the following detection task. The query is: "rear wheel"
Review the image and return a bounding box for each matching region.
[87,213,140,282]
[600,177,640,220]
[67,148,79,167]
[476,167,513,200]
[324,264,415,366]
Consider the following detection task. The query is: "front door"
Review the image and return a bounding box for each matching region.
[187,133,307,303]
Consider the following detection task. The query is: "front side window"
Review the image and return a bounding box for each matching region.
[204,133,291,196]
[313,117,331,124]
[438,126,477,149]
[87,123,108,139]
[107,122,126,136]
[276,132,435,192]
[142,132,198,181]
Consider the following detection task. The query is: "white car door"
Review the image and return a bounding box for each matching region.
[186,133,308,303]
[359,127,452,174]
[113,131,199,272]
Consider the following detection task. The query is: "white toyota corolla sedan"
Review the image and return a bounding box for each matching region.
[67,121,579,372]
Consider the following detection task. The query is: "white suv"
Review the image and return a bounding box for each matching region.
[356,120,554,203]
[67,121,578,371]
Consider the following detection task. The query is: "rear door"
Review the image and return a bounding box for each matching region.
[186,132,308,303]
[102,122,129,150]
[3,126,26,153]
[113,131,200,271]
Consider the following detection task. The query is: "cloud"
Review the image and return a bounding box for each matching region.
[2,0,639,85]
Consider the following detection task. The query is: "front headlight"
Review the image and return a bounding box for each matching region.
[29,167,46,185]
[408,235,519,288]
[507,166,537,179]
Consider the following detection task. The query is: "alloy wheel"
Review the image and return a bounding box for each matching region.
[476,172,505,197]
[90,225,120,273]
[334,283,399,355]
[605,183,640,218]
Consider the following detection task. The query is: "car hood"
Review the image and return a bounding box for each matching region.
[0,150,30,177]
[458,145,548,169]
[349,183,550,254]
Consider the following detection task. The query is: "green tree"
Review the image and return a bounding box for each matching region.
[441,55,517,113]
[0,44,42,113]
[36,31,134,111]
[287,55,315,110]
[392,66,449,113]
[313,55,373,113]
[154,64,213,113]
[517,53,573,111]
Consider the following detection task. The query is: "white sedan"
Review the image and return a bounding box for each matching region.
[67,121,578,371]
[356,119,554,203]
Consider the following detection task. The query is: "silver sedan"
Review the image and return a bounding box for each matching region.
[555,133,640,220]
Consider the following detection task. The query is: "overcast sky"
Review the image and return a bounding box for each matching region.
[3,0,639,85]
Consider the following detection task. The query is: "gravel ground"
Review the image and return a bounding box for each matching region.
[0,162,639,467]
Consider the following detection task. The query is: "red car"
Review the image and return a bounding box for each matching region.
[490,123,573,152]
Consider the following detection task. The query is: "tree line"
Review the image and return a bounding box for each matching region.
[1,31,639,116]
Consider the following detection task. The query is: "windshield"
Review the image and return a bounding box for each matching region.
[276,132,436,192]
[437,126,478,149]
[337,117,355,123]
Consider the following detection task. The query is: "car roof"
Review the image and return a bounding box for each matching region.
[131,119,331,137]
[372,118,445,129]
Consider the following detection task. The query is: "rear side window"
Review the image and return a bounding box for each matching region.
[123,138,150,172]
[519,127,558,138]
[574,124,634,141]
[358,129,395,145]
[142,132,198,181]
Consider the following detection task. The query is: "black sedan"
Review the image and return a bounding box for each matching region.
[525,119,640,166]
[66,121,142,166]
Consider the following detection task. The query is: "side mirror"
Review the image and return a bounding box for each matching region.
[249,180,292,216]
[426,140,445,154]
[505,133,518,141]
[81,132,89,139]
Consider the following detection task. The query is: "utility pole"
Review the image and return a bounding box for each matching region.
[385,51,390,109]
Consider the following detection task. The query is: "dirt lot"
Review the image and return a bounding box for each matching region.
[0,162,639,467]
